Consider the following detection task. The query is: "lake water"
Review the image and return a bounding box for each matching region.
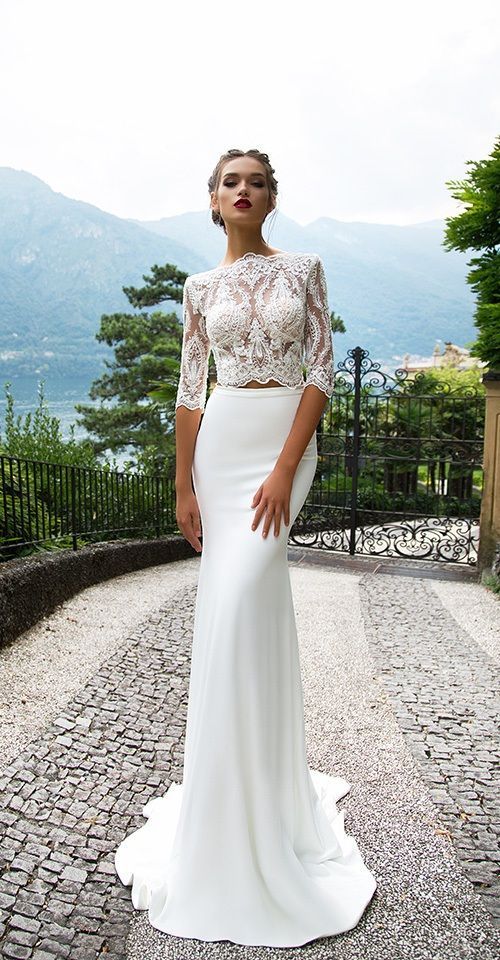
[0,374,95,431]
[0,373,133,469]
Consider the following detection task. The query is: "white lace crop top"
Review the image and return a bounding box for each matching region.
[175,251,335,411]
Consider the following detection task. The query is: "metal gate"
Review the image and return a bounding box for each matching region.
[291,347,485,565]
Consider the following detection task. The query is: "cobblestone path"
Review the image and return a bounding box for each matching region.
[0,565,498,960]
[0,586,191,959]
[359,573,500,927]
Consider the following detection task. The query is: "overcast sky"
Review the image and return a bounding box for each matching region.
[1,0,499,228]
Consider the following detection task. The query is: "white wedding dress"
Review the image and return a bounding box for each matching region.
[114,253,377,947]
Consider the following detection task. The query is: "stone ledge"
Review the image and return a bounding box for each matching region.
[0,536,196,650]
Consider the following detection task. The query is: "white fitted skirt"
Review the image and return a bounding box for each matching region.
[114,383,377,947]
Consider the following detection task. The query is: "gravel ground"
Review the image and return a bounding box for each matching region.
[0,560,198,772]
[429,579,499,663]
[0,555,498,960]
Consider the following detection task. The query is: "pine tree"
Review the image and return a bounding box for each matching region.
[74,263,187,473]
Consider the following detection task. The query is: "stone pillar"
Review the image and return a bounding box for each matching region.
[478,371,500,574]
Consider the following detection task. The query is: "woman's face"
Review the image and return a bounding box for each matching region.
[212,157,274,228]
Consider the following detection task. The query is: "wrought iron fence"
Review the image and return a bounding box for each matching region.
[0,455,177,559]
[290,347,485,565]
[1,347,485,565]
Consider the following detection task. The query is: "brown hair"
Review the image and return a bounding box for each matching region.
[207,148,279,234]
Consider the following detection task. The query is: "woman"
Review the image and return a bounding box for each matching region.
[114,148,377,947]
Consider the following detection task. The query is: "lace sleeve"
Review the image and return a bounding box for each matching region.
[303,255,335,398]
[175,278,210,412]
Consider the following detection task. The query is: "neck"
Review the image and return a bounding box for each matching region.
[222,229,272,262]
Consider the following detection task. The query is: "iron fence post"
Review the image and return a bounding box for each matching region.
[348,347,362,555]
[70,464,77,551]
[155,475,161,539]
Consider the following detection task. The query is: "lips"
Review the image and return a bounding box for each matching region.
[234,200,252,208]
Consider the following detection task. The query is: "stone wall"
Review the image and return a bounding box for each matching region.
[0,536,196,649]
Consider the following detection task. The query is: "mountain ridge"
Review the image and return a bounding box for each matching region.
[0,167,476,378]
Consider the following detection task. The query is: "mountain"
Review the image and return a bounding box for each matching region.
[0,167,476,380]
[0,168,206,379]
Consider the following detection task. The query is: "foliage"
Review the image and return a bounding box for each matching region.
[0,381,151,557]
[398,365,484,397]
[330,310,346,335]
[443,134,500,369]
[481,572,500,596]
[0,379,103,467]
[320,365,485,507]
[74,263,188,471]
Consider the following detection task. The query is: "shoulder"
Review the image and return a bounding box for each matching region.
[278,251,320,280]
[304,253,328,286]
[285,252,324,287]
[304,252,323,270]
[180,275,203,323]
[283,251,319,265]
[184,267,219,300]
[285,251,323,274]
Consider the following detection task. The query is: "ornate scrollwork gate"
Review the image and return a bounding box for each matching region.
[291,347,485,565]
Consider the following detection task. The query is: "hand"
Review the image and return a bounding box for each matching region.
[176,488,202,552]
[251,465,294,538]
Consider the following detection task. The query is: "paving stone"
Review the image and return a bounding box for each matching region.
[10,898,43,917]
[35,939,71,957]
[1,942,32,959]
[0,892,16,909]
[60,866,88,883]
[9,913,41,933]
[8,927,39,947]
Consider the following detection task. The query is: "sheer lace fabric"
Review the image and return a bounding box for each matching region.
[175,252,335,411]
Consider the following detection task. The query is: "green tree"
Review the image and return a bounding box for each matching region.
[443,135,500,369]
[330,310,346,335]
[74,263,187,473]
[0,379,101,467]
[0,380,115,558]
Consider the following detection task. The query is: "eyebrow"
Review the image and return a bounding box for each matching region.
[222,171,265,178]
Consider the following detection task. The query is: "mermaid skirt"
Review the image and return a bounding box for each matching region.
[114,384,377,947]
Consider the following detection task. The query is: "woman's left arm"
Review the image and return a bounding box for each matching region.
[251,256,334,537]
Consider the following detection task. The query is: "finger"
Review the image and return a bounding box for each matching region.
[251,504,266,531]
[253,497,271,531]
[262,503,276,538]
[251,484,263,507]
[179,522,201,553]
[188,514,202,552]
[191,534,202,551]
[274,506,282,537]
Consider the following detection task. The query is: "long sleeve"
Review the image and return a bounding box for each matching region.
[175,278,210,412]
[303,255,335,398]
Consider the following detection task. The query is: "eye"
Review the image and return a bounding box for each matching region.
[224,180,264,188]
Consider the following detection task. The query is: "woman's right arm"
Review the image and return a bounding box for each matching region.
[175,406,203,552]
[174,278,210,553]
